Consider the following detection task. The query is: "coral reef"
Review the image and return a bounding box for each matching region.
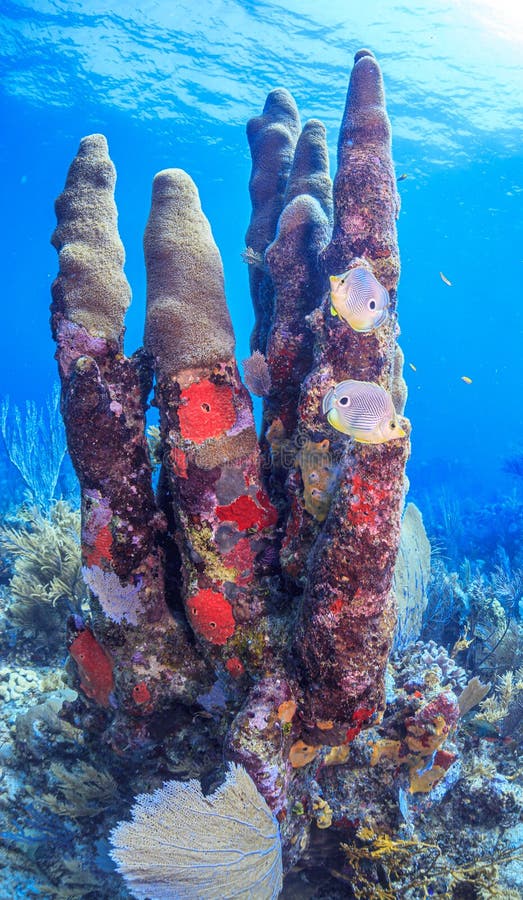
[49,46,410,864]
[340,828,522,899]
[423,554,523,679]
[40,761,118,818]
[474,667,523,741]
[283,642,523,897]
[0,45,503,900]
[0,501,86,656]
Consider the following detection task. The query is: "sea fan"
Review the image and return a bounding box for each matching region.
[242,351,272,397]
[82,565,143,625]
[110,763,283,899]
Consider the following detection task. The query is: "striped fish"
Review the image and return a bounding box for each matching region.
[329,266,390,333]
[322,379,406,444]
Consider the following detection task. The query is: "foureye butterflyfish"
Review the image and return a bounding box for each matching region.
[322,379,405,444]
[329,266,390,333]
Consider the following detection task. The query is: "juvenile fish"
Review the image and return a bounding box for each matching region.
[329,266,389,333]
[322,379,406,444]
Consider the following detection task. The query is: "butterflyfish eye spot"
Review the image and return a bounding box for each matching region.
[339,396,349,406]
[369,299,376,310]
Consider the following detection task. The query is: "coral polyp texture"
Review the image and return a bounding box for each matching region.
[51,49,412,884]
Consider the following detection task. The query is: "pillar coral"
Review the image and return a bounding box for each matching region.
[264,119,332,443]
[245,88,301,355]
[51,136,208,744]
[286,50,410,745]
[143,168,278,673]
[51,48,410,867]
[229,50,409,834]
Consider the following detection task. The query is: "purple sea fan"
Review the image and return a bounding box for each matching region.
[82,565,143,626]
[242,350,272,397]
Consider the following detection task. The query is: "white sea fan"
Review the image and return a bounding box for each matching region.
[110,763,283,900]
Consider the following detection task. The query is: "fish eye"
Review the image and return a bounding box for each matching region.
[339,396,349,406]
[390,421,396,429]
[369,299,376,310]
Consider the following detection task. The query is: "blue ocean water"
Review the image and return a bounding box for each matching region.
[1,0,522,500]
[1,3,523,898]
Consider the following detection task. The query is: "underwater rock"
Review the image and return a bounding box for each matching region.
[15,689,80,760]
[455,772,522,828]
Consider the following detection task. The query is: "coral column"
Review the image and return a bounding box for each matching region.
[264,120,332,442]
[143,169,278,676]
[51,136,205,743]
[245,89,301,355]
[293,51,411,746]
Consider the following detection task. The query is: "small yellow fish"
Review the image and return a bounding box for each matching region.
[329,266,389,333]
[461,376,473,384]
[397,173,408,182]
[451,626,474,657]
[409,363,417,371]
[439,271,452,286]
[322,380,406,444]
